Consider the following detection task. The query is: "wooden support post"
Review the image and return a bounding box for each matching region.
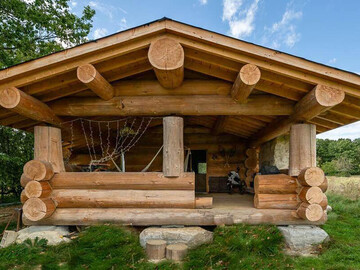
[0,87,62,126]
[77,64,114,100]
[289,124,316,176]
[146,240,166,261]
[231,64,261,103]
[166,244,188,261]
[148,37,184,89]
[34,126,65,173]
[163,116,184,177]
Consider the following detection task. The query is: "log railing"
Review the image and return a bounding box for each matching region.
[20,162,214,223]
[254,167,328,222]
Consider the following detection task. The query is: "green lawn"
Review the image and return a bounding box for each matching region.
[0,194,359,270]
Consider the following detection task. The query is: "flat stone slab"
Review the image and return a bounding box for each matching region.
[278,225,330,256]
[140,226,213,248]
[0,231,18,248]
[16,226,71,246]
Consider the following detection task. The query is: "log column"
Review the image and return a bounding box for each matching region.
[34,126,65,173]
[163,116,184,177]
[289,124,316,176]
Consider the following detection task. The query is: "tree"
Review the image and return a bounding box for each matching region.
[0,0,95,69]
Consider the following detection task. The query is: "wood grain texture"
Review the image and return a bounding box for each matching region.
[231,64,261,103]
[51,189,195,208]
[77,64,114,100]
[163,116,184,177]
[50,95,294,116]
[254,174,297,194]
[148,37,184,88]
[0,87,61,126]
[34,126,65,173]
[50,172,195,190]
[289,124,316,176]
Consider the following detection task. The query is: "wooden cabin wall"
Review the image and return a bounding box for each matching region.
[124,127,246,191]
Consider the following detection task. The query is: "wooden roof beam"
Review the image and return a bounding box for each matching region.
[148,37,184,89]
[211,116,228,135]
[250,84,345,147]
[77,64,114,100]
[50,95,294,117]
[230,64,261,103]
[0,87,62,126]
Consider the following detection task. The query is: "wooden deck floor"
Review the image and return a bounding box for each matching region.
[24,193,326,226]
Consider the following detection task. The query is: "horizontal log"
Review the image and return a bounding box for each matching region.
[297,167,325,187]
[195,197,213,209]
[51,189,195,208]
[245,158,257,169]
[20,190,29,204]
[50,95,294,116]
[23,198,56,222]
[254,174,297,194]
[50,172,194,190]
[319,194,328,210]
[254,194,300,209]
[0,87,62,126]
[20,174,32,188]
[23,160,54,181]
[296,202,324,222]
[111,80,232,96]
[23,207,326,226]
[24,181,52,198]
[319,177,328,192]
[298,186,324,204]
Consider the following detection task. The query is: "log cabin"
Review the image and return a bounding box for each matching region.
[1,18,360,226]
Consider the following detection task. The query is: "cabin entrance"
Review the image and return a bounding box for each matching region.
[190,150,207,193]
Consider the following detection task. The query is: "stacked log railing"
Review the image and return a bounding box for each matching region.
[254,167,328,222]
[244,148,258,187]
[20,166,208,223]
[21,160,57,222]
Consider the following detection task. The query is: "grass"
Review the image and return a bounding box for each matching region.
[0,178,359,269]
[326,176,360,200]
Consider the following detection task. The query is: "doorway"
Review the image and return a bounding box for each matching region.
[190,150,207,193]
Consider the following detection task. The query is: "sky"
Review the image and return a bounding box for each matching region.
[68,0,360,140]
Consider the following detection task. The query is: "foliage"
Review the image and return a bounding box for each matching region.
[317,138,360,176]
[0,0,95,69]
[0,126,33,202]
[0,194,359,269]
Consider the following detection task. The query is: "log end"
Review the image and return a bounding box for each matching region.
[299,167,325,187]
[166,244,188,261]
[315,85,345,107]
[23,160,54,181]
[146,239,166,261]
[297,203,323,222]
[24,180,52,198]
[240,64,261,86]
[148,37,184,70]
[23,198,56,222]
[77,64,97,84]
[0,87,21,109]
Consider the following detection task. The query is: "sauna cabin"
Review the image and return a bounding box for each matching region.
[1,18,359,226]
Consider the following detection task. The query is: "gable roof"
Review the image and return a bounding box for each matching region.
[0,17,359,141]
